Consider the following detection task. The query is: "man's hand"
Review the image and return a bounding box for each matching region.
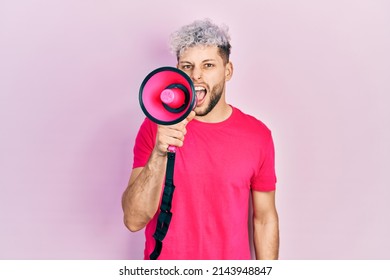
[154,111,196,156]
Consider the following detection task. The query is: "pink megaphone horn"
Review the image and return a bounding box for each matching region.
[139,67,197,152]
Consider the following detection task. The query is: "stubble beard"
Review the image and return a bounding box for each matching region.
[195,80,225,117]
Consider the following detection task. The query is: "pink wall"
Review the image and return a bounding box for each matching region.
[1,0,389,259]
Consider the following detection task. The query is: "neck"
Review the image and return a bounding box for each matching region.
[194,101,232,123]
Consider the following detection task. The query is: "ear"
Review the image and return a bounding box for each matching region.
[225,61,233,81]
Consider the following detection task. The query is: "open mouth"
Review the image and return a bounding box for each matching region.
[195,86,207,104]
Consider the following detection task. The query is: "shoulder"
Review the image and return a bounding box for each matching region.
[231,106,272,138]
[138,117,157,134]
[135,117,158,146]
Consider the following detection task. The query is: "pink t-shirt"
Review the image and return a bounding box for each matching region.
[133,106,276,259]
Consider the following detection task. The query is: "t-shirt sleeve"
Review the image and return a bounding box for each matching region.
[132,118,157,169]
[251,132,277,192]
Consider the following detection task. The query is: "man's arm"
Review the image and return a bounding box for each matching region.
[252,190,279,259]
[121,112,195,232]
[121,151,167,232]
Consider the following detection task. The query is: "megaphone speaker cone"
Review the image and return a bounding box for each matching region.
[139,67,196,125]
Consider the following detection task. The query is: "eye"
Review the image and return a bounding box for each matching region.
[180,64,192,70]
[204,63,214,68]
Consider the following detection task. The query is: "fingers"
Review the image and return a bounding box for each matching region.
[155,111,195,155]
[154,127,183,155]
[157,123,186,147]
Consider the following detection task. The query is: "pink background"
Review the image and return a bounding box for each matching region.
[1,0,389,259]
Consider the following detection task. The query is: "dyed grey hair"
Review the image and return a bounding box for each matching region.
[169,19,231,64]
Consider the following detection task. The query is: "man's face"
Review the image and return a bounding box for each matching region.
[177,45,232,117]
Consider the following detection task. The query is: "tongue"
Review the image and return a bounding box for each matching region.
[196,90,206,101]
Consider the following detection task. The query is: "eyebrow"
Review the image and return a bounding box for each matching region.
[202,59,217,63]
[179,59,217,64]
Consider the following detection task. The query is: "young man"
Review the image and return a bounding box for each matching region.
[122,19,279,260]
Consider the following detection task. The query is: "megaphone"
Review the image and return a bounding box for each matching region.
[139,66,197,126]
[138,67,197,260]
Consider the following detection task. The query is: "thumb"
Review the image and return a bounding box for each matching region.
[186,111,196,123]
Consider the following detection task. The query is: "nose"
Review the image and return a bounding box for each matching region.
[191,66,202,81]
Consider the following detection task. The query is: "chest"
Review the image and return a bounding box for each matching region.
[174,126,262,189]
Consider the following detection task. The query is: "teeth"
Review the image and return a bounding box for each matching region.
[195,86,205,91]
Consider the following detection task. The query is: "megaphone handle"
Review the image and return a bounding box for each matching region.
[167,145,176,153]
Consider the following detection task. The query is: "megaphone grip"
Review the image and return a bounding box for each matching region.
[167,145,176,153]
